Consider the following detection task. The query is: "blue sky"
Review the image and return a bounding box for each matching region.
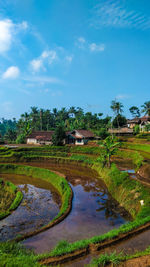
[0,0,150,119]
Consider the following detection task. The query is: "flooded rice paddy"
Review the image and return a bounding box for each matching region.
[22,162,131,253]
[1,160,150,265]
[0,174,61,241]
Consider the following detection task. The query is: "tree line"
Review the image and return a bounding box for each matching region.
[0,100,150,143]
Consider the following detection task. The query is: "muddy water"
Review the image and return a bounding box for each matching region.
[62,162,150,267]
[22,162,131,253]
[0,174,61,241]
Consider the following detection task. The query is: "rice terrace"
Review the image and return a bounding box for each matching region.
[0,131,150,266]
[1,0,150,266]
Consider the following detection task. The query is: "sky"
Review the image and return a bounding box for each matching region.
[0,0,150,119]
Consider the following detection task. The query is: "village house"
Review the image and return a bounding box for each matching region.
[66,130,94,145]
[27,129,95,145]
[127,117,141,129]
[26,131,54,145]
[108,127,134,136]
[139,116,150,131]
[127,116,150,132]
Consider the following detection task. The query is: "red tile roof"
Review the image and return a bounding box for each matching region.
[27,131,54,141]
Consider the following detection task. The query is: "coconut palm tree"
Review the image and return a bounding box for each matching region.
[141,101,150,116]
[110,100,124,128]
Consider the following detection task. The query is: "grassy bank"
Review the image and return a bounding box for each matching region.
[88,246,150,266]
[0,242,40,267]
[0,178,23,219]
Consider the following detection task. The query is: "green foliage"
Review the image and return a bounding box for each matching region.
[0,242,40,267]
[112,114,127,128]
[133,125,140,135]
[9,191,23,211]
[122,142,150,155]
[145,123,150,132]
[96,127,109,139]
[0,118,16,137]
[88,246,150,267]
[116,149,144,169]
[0,180,23,220]
[52,125,66,146]
[99,136,120,167]
[141,101,150,116]
[70,154,94,164]
[16,133,26,144]
[90,251,122,266]
[129,106,140,118]
[4,128,17,142]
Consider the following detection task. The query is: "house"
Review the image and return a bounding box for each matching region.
[27,131,54,145]
[108,127,133,136]
[127,116,150,132]
[127,117,141,129]
[66,130,94,145]
[27,129,95,146]
[140,116,150,131]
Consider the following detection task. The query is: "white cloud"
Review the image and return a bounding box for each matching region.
[0,19,28,54]
[0,19,13,53]
[30,50,57,72]
[30,59,43,72]
[24,75,62,85]
[76,37,105,53]
[89,43,105,52]
[2,66,20,79]
[116,94,130,100]
[19,21,28,30]
[65,55,73,63]
[76,37,86,49]
[78,37,86,44]
[92,0,150,30]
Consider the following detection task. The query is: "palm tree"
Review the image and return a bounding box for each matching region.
[99,136,120,168]
[141,101,150,116]
[110,100,124,128]
[129,106,140,118]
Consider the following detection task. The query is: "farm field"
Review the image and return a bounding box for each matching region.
[0,138,150,266]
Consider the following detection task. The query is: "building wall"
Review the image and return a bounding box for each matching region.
[27,138,37,144]
[75,139,84,145]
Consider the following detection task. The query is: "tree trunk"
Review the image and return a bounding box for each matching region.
[108,154,111,168]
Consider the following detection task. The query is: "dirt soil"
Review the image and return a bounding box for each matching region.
[138,164,150,181]
[117,255,150,267]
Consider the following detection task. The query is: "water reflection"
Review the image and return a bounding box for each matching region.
[23,162,131,253]
[0,174,60,241]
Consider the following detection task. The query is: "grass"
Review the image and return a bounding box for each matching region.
[0,179,23,220]
[88,251,123,266]
[115,149,144,169]
[88,246,150,266]
[122,142,150,155]
[0,242,41,267]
